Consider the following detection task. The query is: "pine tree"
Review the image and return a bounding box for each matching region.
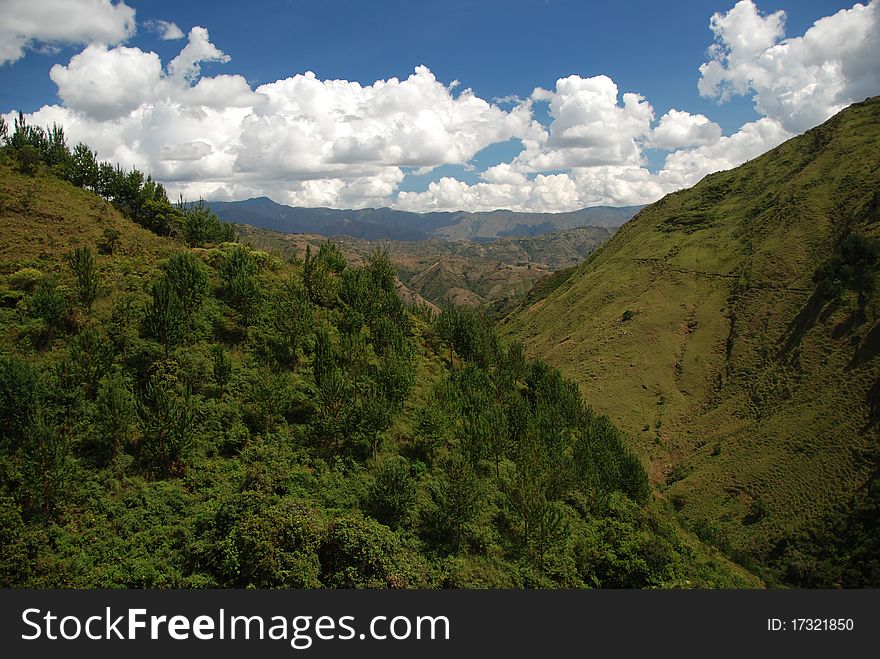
[66,245,99,319]
[143,278,186,358]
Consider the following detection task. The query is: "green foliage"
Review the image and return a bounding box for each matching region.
[95,375,136,461]
[18,410,71,519]
[220,245,261,322]
[136,376,196,476]
[59,327,115,399]
[143,278,186,357]
[0,356,42,452]
[251,278,312,371]
[365,455,417,529]
[178,199,235,247]
[303,242,344,306]
[162,252,209,322]
[8,267,42,292]
[435,305,498,367]
[204,492,324,588]
[813,232,880,303]
[28,276,68,344]
[66,245,99,316]
[420,453,483,553]
[319,514,425,588]
[97,227,121,255]
[0,497,32,586]
[211,345,232,391]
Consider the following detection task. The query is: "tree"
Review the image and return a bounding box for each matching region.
[814,232,880,305]
[97,227,121,255]
[68,143,99,191]
[14,144,41,175]
[29,276,68,344]
[221,246,261,323]
[19,411,71,519]
[303,243,343,307]
[162,252,209,323]
[421,453,483,552]
[66,246,99,319]
[143,278,186,357]
[251,278,312,371]
[0,356,41,453]
[60,327,115,400]
[366,455,417,529]
[178,199,235,247]
[211,345,232,394]
[44,124,71,173]
[137,377,196,476]
[96,375,136,461]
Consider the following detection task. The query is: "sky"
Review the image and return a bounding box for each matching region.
[1,0,878,212]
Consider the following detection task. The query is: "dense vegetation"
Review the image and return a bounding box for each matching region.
[0,123,749,588]
[502,96,880,586]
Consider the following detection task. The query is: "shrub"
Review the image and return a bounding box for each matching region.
[8,268,42,293]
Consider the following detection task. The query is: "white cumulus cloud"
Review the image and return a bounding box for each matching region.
[698,0,880,133]
[144,19,185,41]
[0,0,135,66]
[650,109,723,150]
[4,2,879,213]
[49,43,163,121]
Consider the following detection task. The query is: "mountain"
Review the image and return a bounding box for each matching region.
[501,97,880,585]
[0,154,754,589]
[210,197,640,242]
[237,224,615,308]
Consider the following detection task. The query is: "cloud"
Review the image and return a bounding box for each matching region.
[650,109,722,150]
[0,0,135,65]
[12,30,537,209]
[49,43,163,121]
[144,19,185,41]
[660,117,791,188]
[698,0,880,132]
[516,75,654,170]
[167,26,230,82]
[6,2,878,213]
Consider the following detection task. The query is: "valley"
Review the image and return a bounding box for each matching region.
[0,96,878,589]
[236,224,615,310]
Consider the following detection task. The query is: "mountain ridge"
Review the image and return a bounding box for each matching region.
[210,197,640,242]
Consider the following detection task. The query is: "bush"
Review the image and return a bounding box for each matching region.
[8,268,42,293]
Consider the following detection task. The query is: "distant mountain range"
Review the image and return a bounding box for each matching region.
[209,197,641,241]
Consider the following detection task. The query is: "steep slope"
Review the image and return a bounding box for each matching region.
[501,97,880,581]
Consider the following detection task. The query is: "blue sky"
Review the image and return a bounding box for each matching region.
[1,0,877,211]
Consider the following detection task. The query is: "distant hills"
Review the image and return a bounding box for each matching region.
[502,96,880,585]
[237,224,615,309]
[210,197,640,242]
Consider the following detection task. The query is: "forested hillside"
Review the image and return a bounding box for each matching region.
[0,117,750,588]
[503,97,880,586]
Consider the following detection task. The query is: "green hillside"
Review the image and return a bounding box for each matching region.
[502,97,880,585]
[0,135,754,589]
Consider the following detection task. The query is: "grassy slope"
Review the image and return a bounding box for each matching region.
[501,97,880,567]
